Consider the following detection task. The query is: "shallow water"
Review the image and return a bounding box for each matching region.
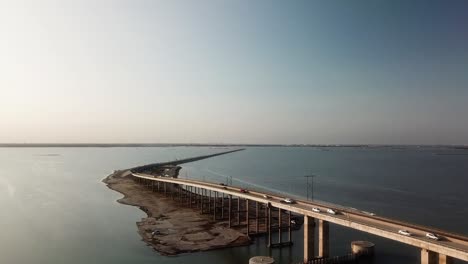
[0,146,467,264]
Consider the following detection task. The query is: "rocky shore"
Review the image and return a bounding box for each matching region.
[102,169,251,256]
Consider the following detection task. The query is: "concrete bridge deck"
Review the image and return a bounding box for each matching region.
[131,172,468,264]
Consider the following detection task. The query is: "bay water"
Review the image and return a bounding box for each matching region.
[0,146,466,264]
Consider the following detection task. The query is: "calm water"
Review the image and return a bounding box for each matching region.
[0,146,467,264]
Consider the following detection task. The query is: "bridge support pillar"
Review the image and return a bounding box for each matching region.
[189,186,192,207]
[246,199,250,235]
[213,192,217,220]
[288,210,292,243]
[421,249,438,264]
[304,216,315,263]
[197,188,201,209]
[208,191,211,213]
[278,208,282,243]
[318,220,329,257]
[267,204,272,247]
[201,189,205,214]
[228,195,232,228]
[178,185,181,201]
[255,201,259,233]
[237,197,241,226]
[438,254,453,264]
[221,193,225,219]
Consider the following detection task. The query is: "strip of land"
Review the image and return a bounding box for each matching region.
[102,150,251,255]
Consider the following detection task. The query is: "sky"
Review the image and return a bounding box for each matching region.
[0,0,467,145]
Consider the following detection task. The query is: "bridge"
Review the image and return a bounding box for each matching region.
[128,161,468,264]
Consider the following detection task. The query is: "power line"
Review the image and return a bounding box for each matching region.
[304,174,316,201]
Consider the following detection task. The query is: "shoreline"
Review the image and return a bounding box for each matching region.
[102,169,251,256]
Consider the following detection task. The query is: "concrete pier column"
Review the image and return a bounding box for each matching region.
[267,205,272,247]
[304,216,315,263]
[228,195,232,228]
[221,193,225,219]
[438,254,454,264]
[198,188,201,209]
[288,210,292,243]
[255,201,259,233]
[278,208,282,243]
[178,185,181,201]
[179,185,182,201]
[421,249,438,264]
[351,241,374,257]
[318,220,329,257]
[164,182,167,196]
[249,256,275,264]
[189,186,192,207]
[201,189,205,214]
[208,190,212,213]
[246,199,250,235]
[213,192,217,220]
[237,197,241,226]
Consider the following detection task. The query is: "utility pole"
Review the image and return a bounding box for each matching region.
[304,174,316,201]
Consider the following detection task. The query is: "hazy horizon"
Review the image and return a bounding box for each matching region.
[0,142,467,147]
[1,1,468,145]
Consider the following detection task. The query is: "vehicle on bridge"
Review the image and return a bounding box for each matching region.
[312,207,321,213]
[362,211,376,216]
[327,209,337,215]
[281,198,295,204]
[240,189,248,193]
[426,233,440,240]
[262,194,270,199]
[398,229,412,236]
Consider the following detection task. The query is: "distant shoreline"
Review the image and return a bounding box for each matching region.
[1,143,467,148]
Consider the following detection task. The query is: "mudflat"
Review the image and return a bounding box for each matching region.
[103,170,251,255]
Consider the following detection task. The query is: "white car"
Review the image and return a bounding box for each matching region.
[426,233,439,240]
[263,194,270,199]
[312,207,321,213]
[398,230,411,236]
[362,211,376,216]
[282,198,295,204]
[327,209,337,215]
